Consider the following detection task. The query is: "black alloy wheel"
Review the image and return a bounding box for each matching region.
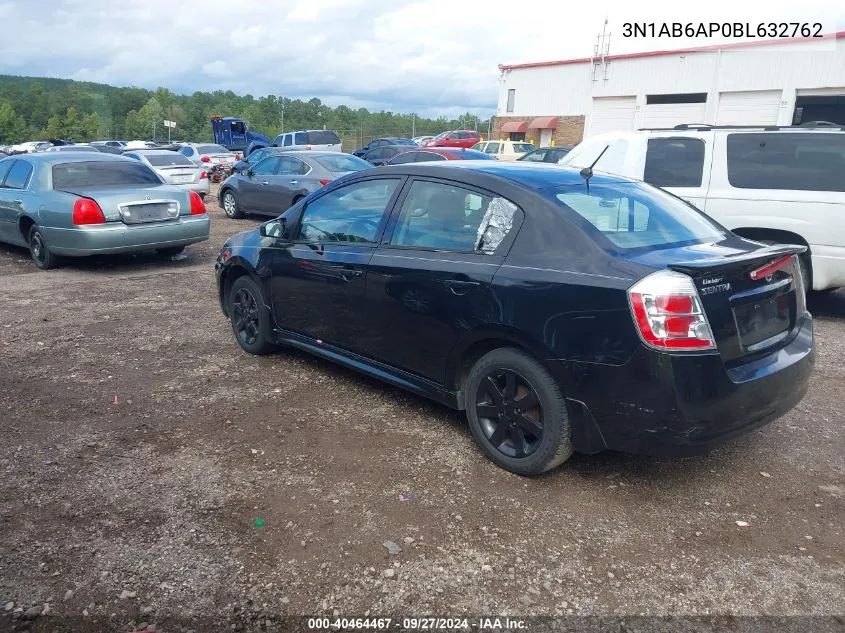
[29,224,59,270]
[475,369,544,459]
[228,276,274,355]
[465,348,573,476]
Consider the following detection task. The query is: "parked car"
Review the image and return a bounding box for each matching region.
[422,130,482,149]
[179,143,238,170]
[362,145,416,166]
[412,136,435,146]
[518,146,574,163]
[0,153,209,269]
[218,151,372,219]
[90,140,127,149]
[44,144,101,153]
[124,140,158,150]
[471,140,536,161]
[558,125,845,292]
[385,147,498,164]
[272,130,342,153]
[214,161,814,475]
[231,146,284,173]
[352,137,416,158]
[10,141,52,154]
[122,149,210,199]
[88,142,123,155]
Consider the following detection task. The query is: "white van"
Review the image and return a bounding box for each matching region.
[560,125,845,292]
[272,130,342,153]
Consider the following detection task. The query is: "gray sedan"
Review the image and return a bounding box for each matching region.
[218,151,372,219]
[0,153,210,269]
[122,149,210,198]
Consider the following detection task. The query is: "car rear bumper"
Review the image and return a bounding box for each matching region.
[164,180,210,196]
[43,215,210,256]
[555,314,815,456]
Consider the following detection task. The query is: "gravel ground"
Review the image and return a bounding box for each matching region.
[1,185,843,633]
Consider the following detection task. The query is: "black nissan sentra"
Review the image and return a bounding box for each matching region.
[215,161,814,476]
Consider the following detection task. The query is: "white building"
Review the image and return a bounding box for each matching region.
[493,31,845,145]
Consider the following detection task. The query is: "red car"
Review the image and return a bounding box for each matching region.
[423,130,482,149]
[385,147,497,164]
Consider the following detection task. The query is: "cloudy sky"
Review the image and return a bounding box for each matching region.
[0,0,841,118]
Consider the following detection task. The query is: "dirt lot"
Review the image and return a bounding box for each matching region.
[1,184,843,633]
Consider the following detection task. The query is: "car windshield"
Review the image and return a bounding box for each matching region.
[146,154,194,167]
[197,144,229,154]
[433,132,449,139]
[305,131,341,145]
[52,161,163,189]
[313,154,371,172]
[552,181,725,252]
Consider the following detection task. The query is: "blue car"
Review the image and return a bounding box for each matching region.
[215,161,813,476]
[0,152,210,269]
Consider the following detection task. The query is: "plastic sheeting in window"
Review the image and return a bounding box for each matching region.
[475,197,517,254]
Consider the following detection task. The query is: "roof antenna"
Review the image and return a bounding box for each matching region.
[580,144,609,194]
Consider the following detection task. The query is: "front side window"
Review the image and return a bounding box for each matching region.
[298,179,399,243]
[484,142,500,155]
[644,138,705,188]
[553,182,725,252]
[251,157,279,175]
[2,160,31,189]
[726,132,845,192]
[231,122,245,134]
[277,156,308,175]
[390,180,496,251]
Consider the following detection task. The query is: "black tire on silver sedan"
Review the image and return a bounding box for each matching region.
[228,276,274,355]
[465,348,573,476]
[221,190,244,219]
[28,224,59,270]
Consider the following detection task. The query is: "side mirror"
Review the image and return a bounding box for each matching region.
[260,217,286,239]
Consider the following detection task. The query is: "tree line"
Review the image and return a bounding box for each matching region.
[0,75,491,146]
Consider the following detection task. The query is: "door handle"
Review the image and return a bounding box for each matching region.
[289,180,298,184]
[341,268,363,281]
[12,199,23,205]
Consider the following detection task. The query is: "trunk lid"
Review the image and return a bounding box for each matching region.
[156,166,200,184]
[624,239,807,365]
[64,186,192,224]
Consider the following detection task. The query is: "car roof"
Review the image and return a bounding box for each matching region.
[11,152,132,165]
[377,161,633,189]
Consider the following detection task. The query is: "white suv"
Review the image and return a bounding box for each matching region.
[560,125,845,292]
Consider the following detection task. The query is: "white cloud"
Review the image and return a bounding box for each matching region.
[0,0,841,117]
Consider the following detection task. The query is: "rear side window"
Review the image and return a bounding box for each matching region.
[305,131,340,145]
[726,132,845,192]
[0,159,15,185]
[553,182,725,251]
[283,135,292,147]
[314,154,370,172]
[278,156,309,175]
[644,138,705,187]
[52,161,162,190]
[3,161,33,189]
[513,143,535,153]
[294,133,307,145]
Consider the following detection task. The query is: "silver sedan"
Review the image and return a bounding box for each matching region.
[122,150,210,198]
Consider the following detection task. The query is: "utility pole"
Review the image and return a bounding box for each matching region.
[279,100,285,134]
[412,114,416,138]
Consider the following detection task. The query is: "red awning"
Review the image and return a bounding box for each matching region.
[528,116,558,129]
[500,121,529,133]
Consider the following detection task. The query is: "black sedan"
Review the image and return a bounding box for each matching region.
[353,137,416,158]
[215,162,814,476]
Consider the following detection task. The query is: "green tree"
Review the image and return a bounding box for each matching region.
[0,101,27,143]
[137,96,164,140]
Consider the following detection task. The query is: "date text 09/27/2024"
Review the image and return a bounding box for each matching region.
[622,22,824,39]
[306,617,526,630]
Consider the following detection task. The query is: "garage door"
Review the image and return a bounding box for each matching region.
[641,103,707,129]
[716,90,782,125]
[588,97,636,137]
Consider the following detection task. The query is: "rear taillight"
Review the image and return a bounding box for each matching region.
[189,191,206,215]
[319,179,331,186]
[72,198,106,225]
[200,171,208,180]
[749,254,793,281]
[200,155,211,163]
[628,270,715,351]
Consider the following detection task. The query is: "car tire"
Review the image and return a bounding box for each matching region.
[28,224,59,270]
[157,246,185,257]
[465,348,573,476]
[221,190,244,219]
[228,276,274,355]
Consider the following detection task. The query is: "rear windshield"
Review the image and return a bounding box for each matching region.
[304,131,341,145]
[55,145,99,152]
[553,182,725,251]
[726,132,845,192]
[52,161,163,190]
[196,144,229,154]
[313,154,370,172]
[513,144,535,153]
[457,149,496,160]
[146,154,194,167]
